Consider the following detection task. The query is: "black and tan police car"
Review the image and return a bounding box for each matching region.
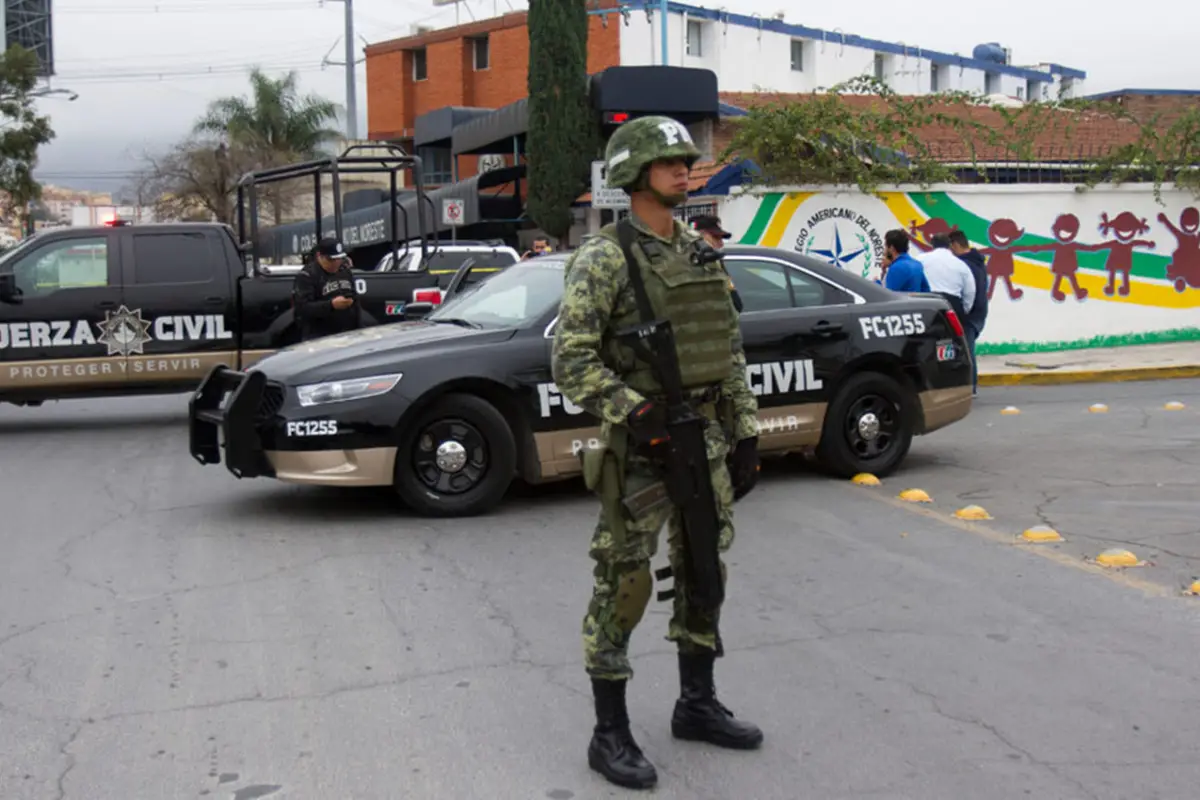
[188,245,974,517]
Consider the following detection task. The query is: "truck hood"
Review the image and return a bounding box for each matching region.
[250,320,517,384]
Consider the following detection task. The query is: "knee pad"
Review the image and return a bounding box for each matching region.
[613,562,653,633]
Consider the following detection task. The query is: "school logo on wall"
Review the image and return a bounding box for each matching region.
[791,200,886,280]
[97,305,153,356]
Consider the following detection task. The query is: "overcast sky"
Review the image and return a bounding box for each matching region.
[31,0,1200,197]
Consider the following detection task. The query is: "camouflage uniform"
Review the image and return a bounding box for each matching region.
[554,212,758,680]
[551,114,764,792]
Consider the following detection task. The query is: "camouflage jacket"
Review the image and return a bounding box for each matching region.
[550,213,759,442]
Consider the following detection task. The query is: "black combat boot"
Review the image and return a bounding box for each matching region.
[671,652,764,749]
[588,678,658,790]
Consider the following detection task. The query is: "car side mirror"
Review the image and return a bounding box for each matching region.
[402,301,434,320]
[0,272,22,304]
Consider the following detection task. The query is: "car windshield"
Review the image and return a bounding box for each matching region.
[426,258,566,329]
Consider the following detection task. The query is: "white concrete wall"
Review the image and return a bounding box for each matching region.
[719,182,1200,355]
[617,10,1062,100]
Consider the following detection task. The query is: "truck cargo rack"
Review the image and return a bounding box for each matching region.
[235,143,438,276]
[189,364,276,480]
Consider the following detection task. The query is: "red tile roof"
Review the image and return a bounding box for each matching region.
[716,90,1145,163]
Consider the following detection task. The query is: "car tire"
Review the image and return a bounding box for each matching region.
[816,371,915,479]
[392,392,517,517]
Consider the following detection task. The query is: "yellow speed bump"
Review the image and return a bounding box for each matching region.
[1000,406,1021,415]
[1164,401,1186,411]
[1021,525,1063,543]
[898,489,932,503]
[852,473,881,486]
[1088,403,1109,413]
[1094,548,1141,568]
[954,504,992,520]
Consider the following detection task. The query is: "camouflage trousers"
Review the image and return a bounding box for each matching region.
[581,426,736,682]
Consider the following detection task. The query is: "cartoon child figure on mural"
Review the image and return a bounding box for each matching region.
[1095,212,1156,297]
[1157,207,1200,292]
[979,219,1027,301]
[907,218,958,254]
[1014,213,1108,303]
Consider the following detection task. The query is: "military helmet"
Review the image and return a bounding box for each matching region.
[604,115,702,190]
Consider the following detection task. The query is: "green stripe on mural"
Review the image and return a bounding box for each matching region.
[908,192,1169,281]
[738,193,782,244]
[976,326,1200,355]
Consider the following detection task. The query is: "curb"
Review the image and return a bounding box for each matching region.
[979,365,1200,387]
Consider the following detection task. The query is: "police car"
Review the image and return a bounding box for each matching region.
[188,245,974,517]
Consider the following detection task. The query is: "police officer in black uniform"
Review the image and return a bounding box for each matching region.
[292,236,361,342]
[691,214,744,313]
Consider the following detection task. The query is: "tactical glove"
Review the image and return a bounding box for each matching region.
[627,400,670,446]
[729,436,760,500]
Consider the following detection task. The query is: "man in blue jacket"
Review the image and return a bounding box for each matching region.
[882,229,931,293]
[949,230,989,395]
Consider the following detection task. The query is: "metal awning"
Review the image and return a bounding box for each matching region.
[589,66,720,123]
[415,106,493,149]
[451,98,529,156]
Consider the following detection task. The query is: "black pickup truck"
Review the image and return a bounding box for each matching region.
[0,145,526,407]
[0,221,513,406]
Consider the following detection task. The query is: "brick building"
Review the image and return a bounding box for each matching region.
[365,8,622,184]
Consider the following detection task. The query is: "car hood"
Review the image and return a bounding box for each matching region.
[251,320,517,384]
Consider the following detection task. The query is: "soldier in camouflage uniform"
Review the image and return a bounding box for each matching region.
[551,114,764,790]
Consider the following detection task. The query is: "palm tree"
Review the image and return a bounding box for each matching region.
[195,68,344,224]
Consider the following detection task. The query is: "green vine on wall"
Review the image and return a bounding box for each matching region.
[719,75,1200,205]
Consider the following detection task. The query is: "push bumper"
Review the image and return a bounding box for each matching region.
[188,365,281,479]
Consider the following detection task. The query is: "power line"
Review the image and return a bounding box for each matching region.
[52,39,338,67]
[54,62,330,85]
[58,1,323,13]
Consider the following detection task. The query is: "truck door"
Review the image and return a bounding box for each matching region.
[0,229,125,398]
[117,227,237,390]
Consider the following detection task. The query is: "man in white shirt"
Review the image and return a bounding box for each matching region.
[916,233,976,320]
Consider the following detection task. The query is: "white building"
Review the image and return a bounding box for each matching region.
[609,1,1086,101]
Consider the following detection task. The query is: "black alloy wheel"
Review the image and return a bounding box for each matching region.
[844,392,899,461]
[393,393,517,517]
[412,418,488,496]
[816,371,915,478]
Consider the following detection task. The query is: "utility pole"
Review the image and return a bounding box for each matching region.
[324,0,359,141]
[344,0,358,141]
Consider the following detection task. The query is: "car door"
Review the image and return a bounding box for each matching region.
[722,254,860,448]
[0,230,125,397]
[117,227,238,389]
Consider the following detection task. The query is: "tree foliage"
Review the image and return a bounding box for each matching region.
[0,45,55,224]
[134,67,342,226]
[193,67,342,161]
[526,0,598,240]
[721,76,1200,205]
[133,137,258,225]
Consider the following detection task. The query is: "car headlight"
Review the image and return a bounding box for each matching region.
[295,373,403,407]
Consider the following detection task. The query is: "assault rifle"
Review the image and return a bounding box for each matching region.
[613,219,725,614]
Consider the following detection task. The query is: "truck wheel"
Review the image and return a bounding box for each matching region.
[393,393,517,517]
[816,371,915,479]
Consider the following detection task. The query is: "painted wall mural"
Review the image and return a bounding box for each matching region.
[719,185,1200,354]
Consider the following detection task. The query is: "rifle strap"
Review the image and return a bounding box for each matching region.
[616,218,658,326]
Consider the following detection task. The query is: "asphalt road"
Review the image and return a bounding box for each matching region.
[2,381,1200,800]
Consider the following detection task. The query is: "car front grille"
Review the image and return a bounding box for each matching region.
[256,382,286,423]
